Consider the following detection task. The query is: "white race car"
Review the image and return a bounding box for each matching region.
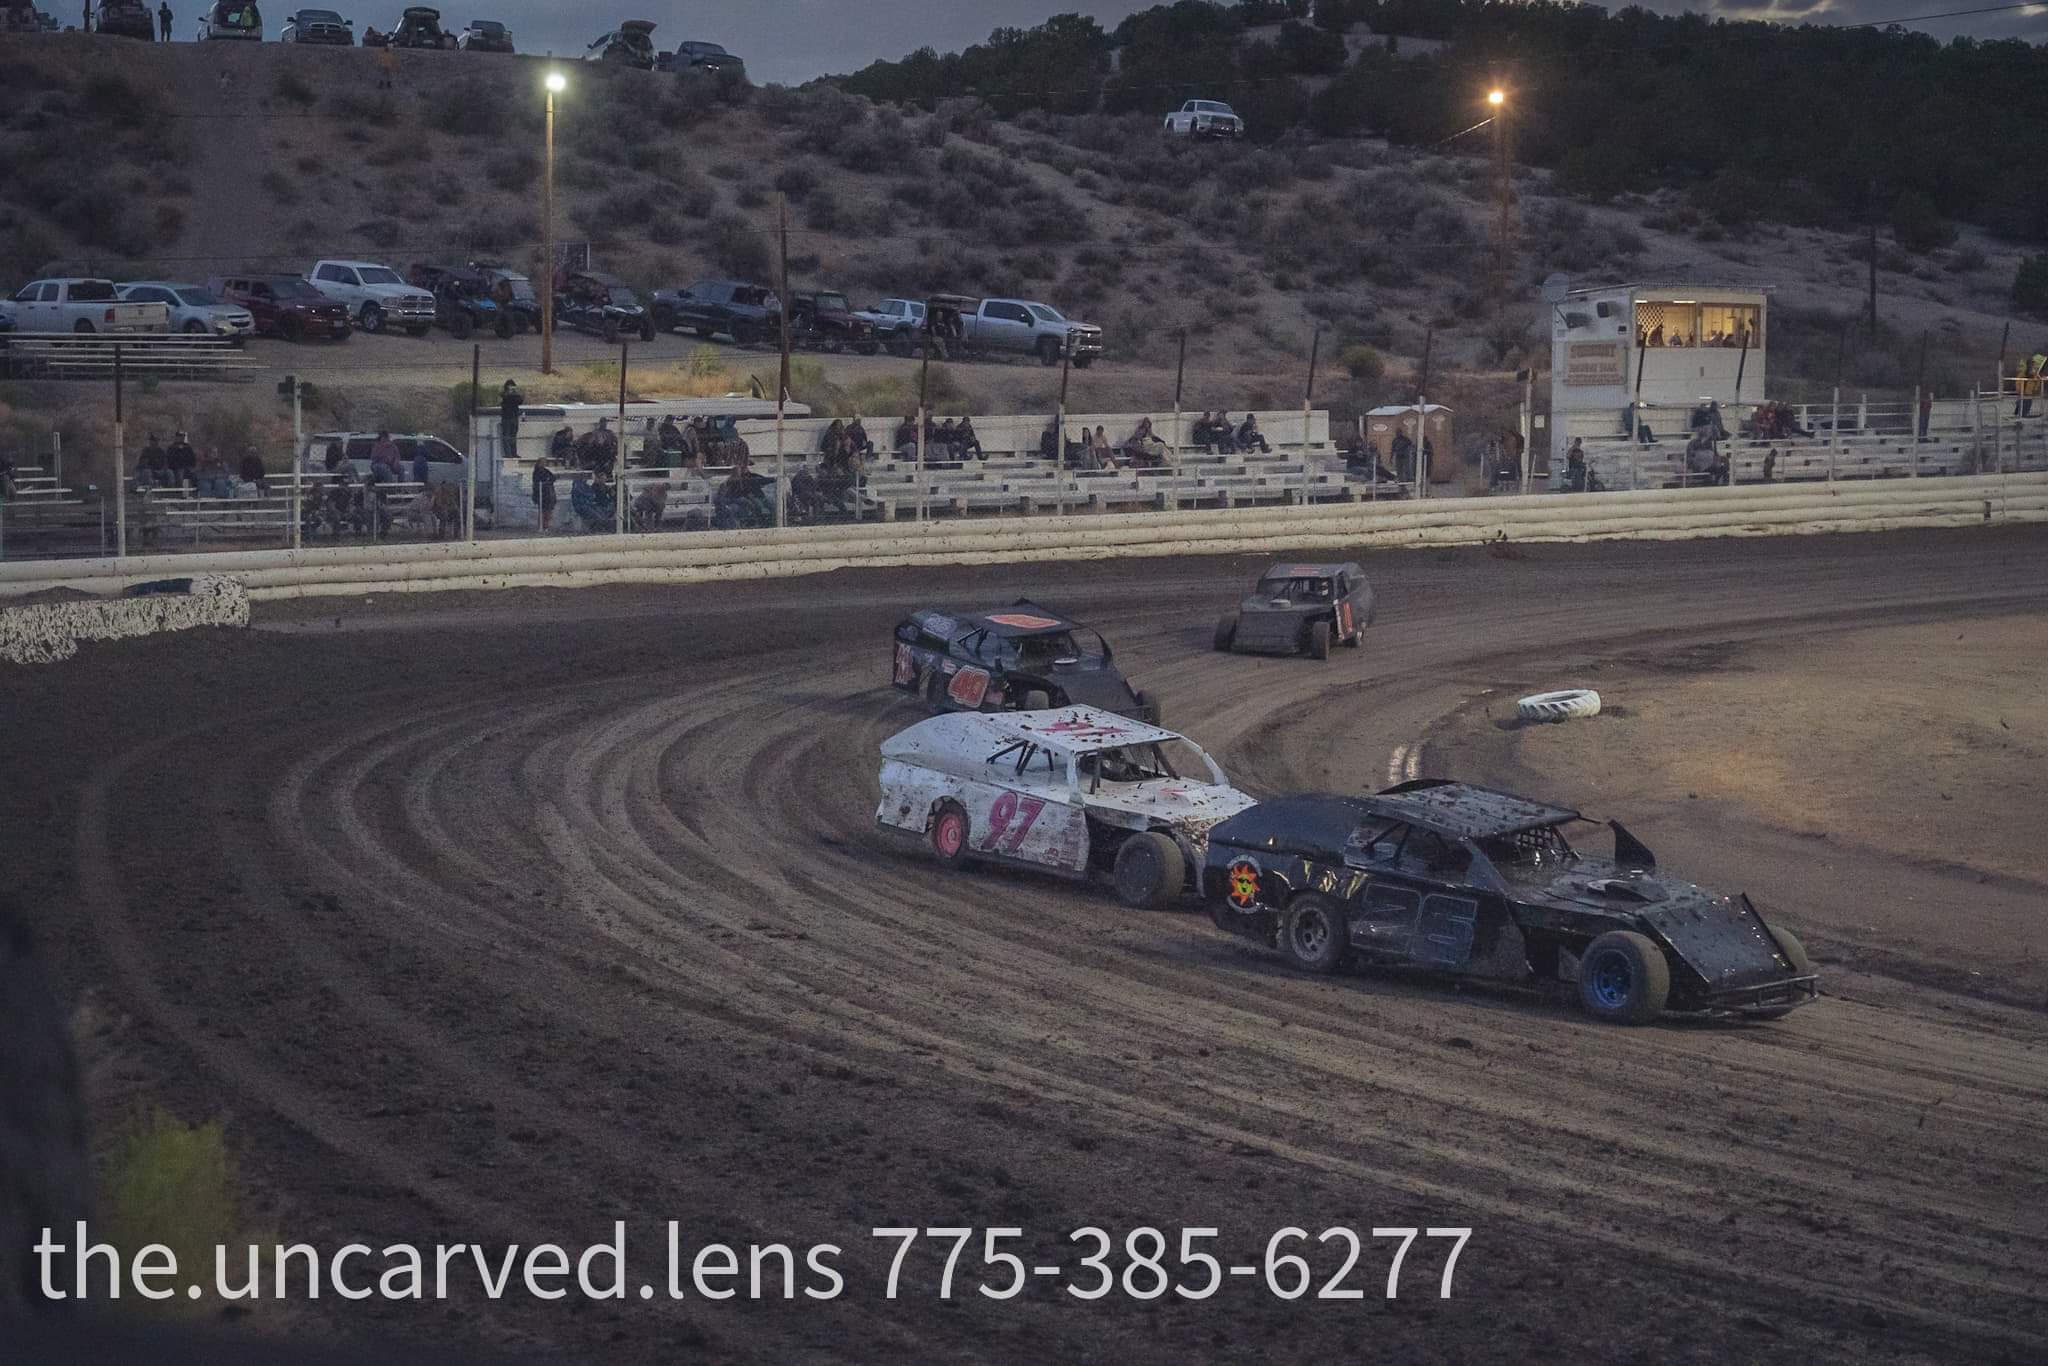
[876,706,1255,908]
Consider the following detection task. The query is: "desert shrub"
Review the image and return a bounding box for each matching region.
[702,212,772,279]
[349,218,402,249]
[835,106,919,174]
[271,69,317,107]
[1891,191,1956,255]
[100,1109,241,1307]
[2014,255,2048,315]
[258,169,300,206]
[1946,243,1986,274]
[329,89,397,126]
[484,148,539,193]
[1340,344,1385,382]
[736,183,767,210]
[788,84,870,156]
[422,77,519,138]
[805,189,843,233]
[773,161,820,202]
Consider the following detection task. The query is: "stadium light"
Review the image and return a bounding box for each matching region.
[541,72,565,372]
[1488,88,1505,107]
[546,71,566,94]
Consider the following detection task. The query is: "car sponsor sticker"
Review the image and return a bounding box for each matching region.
[1038,717,1132,742]
[1225,858,1262,910]
[894,642,915,685]
[1337,601,1353,637]
[986,613,1064,630]
[948,666,992,709]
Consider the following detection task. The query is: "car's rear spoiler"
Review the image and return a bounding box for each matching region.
[1609,820,1655,871]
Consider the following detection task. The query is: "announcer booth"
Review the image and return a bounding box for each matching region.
[1546,279,1769,466]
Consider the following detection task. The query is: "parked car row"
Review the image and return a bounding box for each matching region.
[647,282,1104,364]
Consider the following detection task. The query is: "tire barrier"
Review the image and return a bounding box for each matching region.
[1517,689,1603,723]
[3,474,2045,604]
[0,574,250,663]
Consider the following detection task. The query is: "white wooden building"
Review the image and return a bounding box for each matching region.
[1546,281,1769,465]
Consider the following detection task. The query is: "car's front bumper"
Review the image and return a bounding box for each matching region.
[1705,973,1820,1014]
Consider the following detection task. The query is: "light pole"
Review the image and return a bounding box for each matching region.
[541,70,565,376]
[1487,85,1510,316]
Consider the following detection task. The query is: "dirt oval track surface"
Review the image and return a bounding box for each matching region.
[8,527,2048,1365]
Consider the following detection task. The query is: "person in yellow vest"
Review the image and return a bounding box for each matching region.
[2017,349,2045,419]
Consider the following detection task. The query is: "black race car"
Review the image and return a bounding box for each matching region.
[1214,561,1374,659]
[891,601,1161,724]
[1203,779,1818,1024]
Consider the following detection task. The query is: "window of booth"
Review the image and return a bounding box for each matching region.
[1634,300,1761,350]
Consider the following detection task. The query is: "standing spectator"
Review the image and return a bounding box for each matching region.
[157,2,171,39]
[531,458,557,531]
[498,379,523,462]
[166,431,198,488]
[1236,413,1272,453]
[376,43,399,90]
[2017,347,2044,418]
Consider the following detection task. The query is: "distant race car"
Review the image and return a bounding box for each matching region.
[1214,561,1375,659]
[876,706,1255,908]
[1203,779,1818,1023]
[892,600,1160,724]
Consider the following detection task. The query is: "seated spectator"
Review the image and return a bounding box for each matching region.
[569,472,616,532]
[1236,413,1272,453]
[934,417,960,460]
[195,449,236,498]
[633,417,662,469]
[845,416,874,457]
[819,419,848,464]
[1122,417,1168,468]
[1684,429,1725,483]
[818,440,862,512]
[136,433,171,488]
[1340,433,1399,484]
[574,418,618,474]
[786,465,825,525]
[411,443,432,489]
[548,424,576,464]
[954,416,984,461]
[367,430,403,489]
[239,451,268,495]
[712,457,775,529]
[1622,402,1657,445]
[1191,411,1217,449]
[894,413,919,457]
[1092,425,1118,469]
[658,415,687,460]
[1038,418,1060,463]
[629,480,669,532]
[167,431,198,488]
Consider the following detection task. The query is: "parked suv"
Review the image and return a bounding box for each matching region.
[304,431,468,488]
[661,39,744,76]
[388,5,452,47]
[94,0,154,38]
[650,278,778,345]
[854,297,926,356]
[455,17,510,51]
[789,289,878,354]
[307,259,435,336]
[210,275,351,342]
[1163,99,1244,139]
[198,0,261,40]
[117,282,254,341]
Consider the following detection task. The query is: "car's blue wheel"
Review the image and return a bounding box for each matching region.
[1577,930,1670,1024]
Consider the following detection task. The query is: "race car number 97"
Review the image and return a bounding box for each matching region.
[980,791,1045,853]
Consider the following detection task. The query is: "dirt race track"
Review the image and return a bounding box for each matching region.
[6,527,2048,1364]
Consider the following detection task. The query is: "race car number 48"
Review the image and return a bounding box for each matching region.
[870,1226,1471,1301]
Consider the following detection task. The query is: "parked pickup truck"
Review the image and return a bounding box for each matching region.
[854,297,925,356]
[649,278,779,346]
[929,295,1104,368]
[307,260,435,335]
[2,278,168,334]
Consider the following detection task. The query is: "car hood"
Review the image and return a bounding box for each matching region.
[365,285,433,301]
[1086,781,1256,833]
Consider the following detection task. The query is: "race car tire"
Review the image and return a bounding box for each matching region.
[1517,689,1601,723]
[1213,613,1237,652]
[1280,893,1348,974]
[1577,930,1670,1025]
[1749,924,1811,1020]
[1308,620,1332,660]
[929,801,971,867]
[1133,689,1162,727]
[1112,831,1184,909]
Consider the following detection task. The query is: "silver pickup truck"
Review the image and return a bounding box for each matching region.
[931,295,1104,367]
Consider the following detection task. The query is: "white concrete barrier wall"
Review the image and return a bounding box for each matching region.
[0,575,250,663]
[2,475,2042,603]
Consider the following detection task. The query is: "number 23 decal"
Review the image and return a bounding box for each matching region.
[980,791,1046,853]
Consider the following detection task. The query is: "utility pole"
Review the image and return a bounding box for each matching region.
[1487,83,1511,316]
[540,71,564,375]
[614,341,628,535]
[916,322,931,522]
[775,193,791,529]
[1302,323,1321,479]
[1866,177,1879,337]
[1171,329,1187,500]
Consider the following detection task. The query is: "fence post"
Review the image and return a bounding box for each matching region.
[1910,385,1920,478]
[51,431,62,488]
[1170,329,1186,513]
[113,344,127,559]
[616,341,629,536]
[1829,387,1840,482]
[1414,398,1427,500]
[291,376,304,549]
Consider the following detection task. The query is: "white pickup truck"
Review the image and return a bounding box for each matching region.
[3,278,169,334]
[305,260,436,335]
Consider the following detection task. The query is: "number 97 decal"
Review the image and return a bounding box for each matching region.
[979,790,1046,853]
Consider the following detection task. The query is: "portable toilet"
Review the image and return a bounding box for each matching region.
[1364,404,1454,482]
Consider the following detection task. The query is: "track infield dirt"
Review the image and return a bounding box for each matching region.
[5,525,2046,1364]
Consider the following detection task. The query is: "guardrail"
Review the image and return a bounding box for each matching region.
[3,472,2041,603]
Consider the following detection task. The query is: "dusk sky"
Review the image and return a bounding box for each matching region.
[263,2,2044,83]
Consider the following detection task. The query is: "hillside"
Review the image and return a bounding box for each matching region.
[0,31,2036,477]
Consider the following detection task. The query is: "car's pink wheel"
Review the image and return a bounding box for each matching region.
[930,802,969,866]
